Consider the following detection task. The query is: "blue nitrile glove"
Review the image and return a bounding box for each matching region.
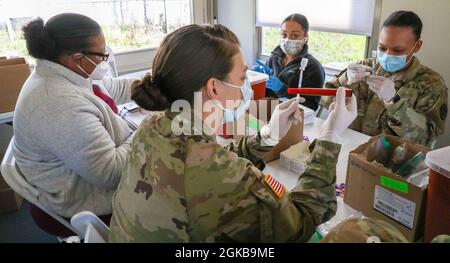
[251,60,273,75]
[266,76,284,93]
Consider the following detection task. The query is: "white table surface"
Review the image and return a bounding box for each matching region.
[0,111,13,124]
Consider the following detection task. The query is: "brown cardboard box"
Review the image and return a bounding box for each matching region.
[344,135,430,242]
[0,188,23,213]
[0,57,31,113]
[245,98,304,163]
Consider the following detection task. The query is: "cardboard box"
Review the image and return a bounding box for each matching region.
[221,98,304,163]
[0,188,23,213]
[0,57,31,113]
[344,135,430,242]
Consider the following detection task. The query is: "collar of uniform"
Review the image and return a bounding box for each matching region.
[377,57,422,83]
[164,110,216,142]
[35,59,91,89]
[271,44,309,60]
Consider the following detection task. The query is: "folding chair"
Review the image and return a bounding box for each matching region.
[0,137,82,239]
[70,211,110,243]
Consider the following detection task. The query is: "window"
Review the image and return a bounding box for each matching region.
[256,0,377,69]
[0,0,192,60]
[261,27,367,69]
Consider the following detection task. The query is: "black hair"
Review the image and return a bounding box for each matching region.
[383,11,423,40]
[22,13,102,61]
[283,13,309,34]
[131,24,240,111]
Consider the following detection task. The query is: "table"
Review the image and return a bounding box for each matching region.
[0,111,13,124]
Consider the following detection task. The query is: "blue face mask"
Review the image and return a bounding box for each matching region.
[377,43,417,73]
[216,79,253,124]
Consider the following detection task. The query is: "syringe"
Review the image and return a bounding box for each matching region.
[297,58,309,99]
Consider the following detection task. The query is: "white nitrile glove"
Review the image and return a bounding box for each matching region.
[347,63,372,85]
[367,75,396,103]
[260,97,305,146]
[319,87,358,144]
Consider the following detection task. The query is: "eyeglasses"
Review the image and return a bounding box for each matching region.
[80,50,109,62]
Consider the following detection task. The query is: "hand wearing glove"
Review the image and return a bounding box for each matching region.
[266,76,284,93]
[251,60,274,75]
[366,75,396,103]
[260,97,305,146]
[319,87,358,144]
[347,63,372,85]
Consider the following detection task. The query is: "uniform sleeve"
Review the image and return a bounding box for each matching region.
[101,77,139,105]
[223,133,272,170]
[185,138,340,242]
[384,78,448,147]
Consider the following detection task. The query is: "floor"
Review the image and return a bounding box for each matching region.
[0,200,57,243]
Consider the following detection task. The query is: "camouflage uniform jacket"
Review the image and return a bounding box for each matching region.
[109,111,341,242]
[321,58,448,148]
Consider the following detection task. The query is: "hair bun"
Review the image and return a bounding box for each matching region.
[22,18,56,60]
[131,74,170,111]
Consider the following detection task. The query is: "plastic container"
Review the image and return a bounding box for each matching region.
[247,70,269,99]
[424,146,450,242]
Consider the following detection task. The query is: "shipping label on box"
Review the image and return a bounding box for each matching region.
[374,185,416,230]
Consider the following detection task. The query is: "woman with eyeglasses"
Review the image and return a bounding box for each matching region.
[13,13,136,233]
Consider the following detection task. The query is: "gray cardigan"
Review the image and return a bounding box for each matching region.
[13,59,135,217]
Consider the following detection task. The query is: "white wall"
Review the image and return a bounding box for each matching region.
[216,0,256,66]
[379,0,450,148]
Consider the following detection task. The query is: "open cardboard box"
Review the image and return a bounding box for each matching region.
[0,57,31,114]
[344,134,430,242]
[238,98,304,163]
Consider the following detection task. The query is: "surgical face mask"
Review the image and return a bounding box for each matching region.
[215,78,253,124]
[377,43,417,73]
[279,38,306,56]
[77,55,110,80]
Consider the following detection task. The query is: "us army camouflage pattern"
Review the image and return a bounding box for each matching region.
[322,217,450,243]
[321,217,409,243]
[431,235,450,243]
[320,58,448,147]
[108,111,341,242]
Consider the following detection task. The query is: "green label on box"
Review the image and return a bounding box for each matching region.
[248,118,260,131]
[380,176,408,194]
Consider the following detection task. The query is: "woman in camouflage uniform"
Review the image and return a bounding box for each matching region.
[109,24,357,242]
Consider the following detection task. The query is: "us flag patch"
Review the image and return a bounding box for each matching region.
[264,175,286,199]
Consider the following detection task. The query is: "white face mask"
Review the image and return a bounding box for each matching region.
[279,38,306,56]
[77,55,110,80]
[215,78,253,124]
